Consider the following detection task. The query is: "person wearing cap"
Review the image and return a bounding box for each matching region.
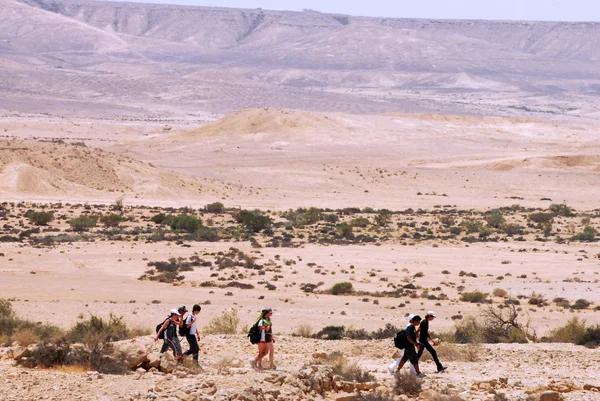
[155,308,183,361]
[417,311,447,373]
[395,315,426,378]
[388,313,418,374]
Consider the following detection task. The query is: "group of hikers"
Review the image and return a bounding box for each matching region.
[155,306,445,376]
[389,311,447,377]
[154,305,202,366]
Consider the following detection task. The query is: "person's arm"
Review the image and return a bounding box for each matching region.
[186,315,195,328]
[154,319,168,341]
[407,327,421,349]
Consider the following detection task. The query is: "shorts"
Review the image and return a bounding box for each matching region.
[401,346,418,365]
[164,336,182,356]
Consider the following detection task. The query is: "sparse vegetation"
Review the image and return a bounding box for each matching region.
[331,282,354,295]
[202,309,240,335]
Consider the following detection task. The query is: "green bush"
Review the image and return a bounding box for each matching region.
[574,226,596,242]
[331,282,354,295]
[68,314,131,344]
[548,317,587,343]
[500,223,524,236]
[528,212,554,224]
[485,211,505,228]
[151,213,171,224]
[284,207,323,227]
[324,213,339,223]
[196,227,219,241]
[549,203,574,217]
[461,219,483,234]
[170,214,202,233]
[460,291,489,303]
[315,325,345,340]
[350,217,370,228]
[100,213,124,228]
[336,222,354,238]
[69,216,98,232]
[27,211,54,226]
[572,299,591,310]
[449,226,463,235]
[579,325,600,348]
[238,210,271,232]
[205,202,225,213]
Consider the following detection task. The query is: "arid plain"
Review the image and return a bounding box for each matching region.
[1,0,600,400]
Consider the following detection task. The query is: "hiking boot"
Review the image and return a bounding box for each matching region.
[437,366,448,373]
[416,373,427,378]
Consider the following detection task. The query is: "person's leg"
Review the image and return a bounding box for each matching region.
[160,340,168,353]
[396,354,409,372]
[424,342,443,371]
[255,343,267,368]
[187,335,199,362]
[173,337,182,359]
[164,338,177,356]
[266,342,275,369]
[417,343,425,361]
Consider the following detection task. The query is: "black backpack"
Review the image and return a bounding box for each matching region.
[156,317,169,335]
[394,329,408,349]
[248,322,261,344]
[179,315,191,337]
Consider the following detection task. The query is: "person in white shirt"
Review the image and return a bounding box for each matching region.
[182,304,201,366]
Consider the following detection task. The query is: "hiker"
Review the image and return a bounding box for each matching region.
[182,304,201,366]
[395,315,426,378]
[388,314,417,374]
[155,309,183,361]
[417,311,447,373]
[251,308,275,370]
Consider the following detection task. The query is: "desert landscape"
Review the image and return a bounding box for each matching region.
[1,0,600,400]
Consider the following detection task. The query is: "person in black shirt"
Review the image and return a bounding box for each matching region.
[395,315,426,378]
[417,311,447,373]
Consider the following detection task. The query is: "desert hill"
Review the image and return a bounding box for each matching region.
[2,0,600,117]
[0,140,230,201]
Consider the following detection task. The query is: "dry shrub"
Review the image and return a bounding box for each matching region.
[294,324,314,338]
[350,392,393,401]
[202,309,240,335]
[425,391,465,401]
[418,343,481,362]
[11,327,40,346]
[323,352,375,383]
[215,356,235,373]
[492,288,508,298]
[394,370,422,396]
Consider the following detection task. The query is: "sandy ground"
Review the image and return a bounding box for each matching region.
[1,110,600,400]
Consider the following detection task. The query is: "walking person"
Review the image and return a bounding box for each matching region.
[417,311,447,373]
[388,314,417,375]
[395,315,426,378]
[182,304,202,366]
[251,308,276,370]
[155,309,183,361]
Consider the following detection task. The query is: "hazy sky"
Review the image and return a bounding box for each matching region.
[112,0,600,21]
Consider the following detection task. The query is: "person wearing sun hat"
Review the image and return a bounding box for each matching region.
[155,308,183,361]
[417,311,447,373]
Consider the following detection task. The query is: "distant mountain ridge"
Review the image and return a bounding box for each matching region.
[2,0,600,117]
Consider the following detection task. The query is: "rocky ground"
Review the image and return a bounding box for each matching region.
[2,335,600,401]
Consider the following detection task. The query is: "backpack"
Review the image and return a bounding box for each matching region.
[394,329,408,349]
[179,315,191,337]
[248,322,261,344]
[156,317,170,336]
